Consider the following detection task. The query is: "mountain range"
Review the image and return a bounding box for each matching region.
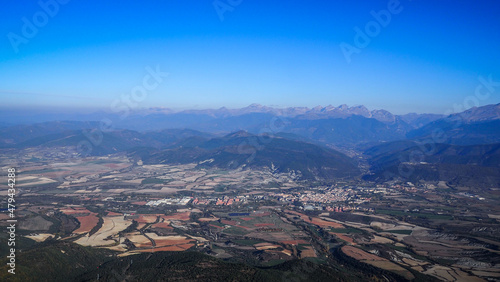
[143,103,443,124]
[2,103,499,185]
[364,141,500,188]
[134,131,361,180]
[1,103,443,127]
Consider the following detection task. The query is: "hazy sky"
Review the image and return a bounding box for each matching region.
[1,0,499,114]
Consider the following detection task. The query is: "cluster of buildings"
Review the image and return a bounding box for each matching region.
[325,206,345,212]
[215,197,240,205]
[192,196,246,206]
[303,204,373,212]
[146,196,192,206]
[267,186,376,211]
[270,187,361,205]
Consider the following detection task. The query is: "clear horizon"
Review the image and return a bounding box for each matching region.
[1,1,500,115]
[1,102,498,118]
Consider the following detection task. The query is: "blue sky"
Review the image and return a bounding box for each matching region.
[1,0,499,114]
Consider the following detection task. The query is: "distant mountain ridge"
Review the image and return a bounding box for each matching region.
[364,141,500,187]
[407,103,500,145]
[3,103,499,149]
[0,127,213,152]
[134,131,361,180]
[448,103,500,123]
[143,103,444,124]
[2,103,500,185]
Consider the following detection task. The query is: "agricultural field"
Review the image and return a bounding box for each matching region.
[342,245,414,280]
[76,215,131,247]
[0,151,499,281]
